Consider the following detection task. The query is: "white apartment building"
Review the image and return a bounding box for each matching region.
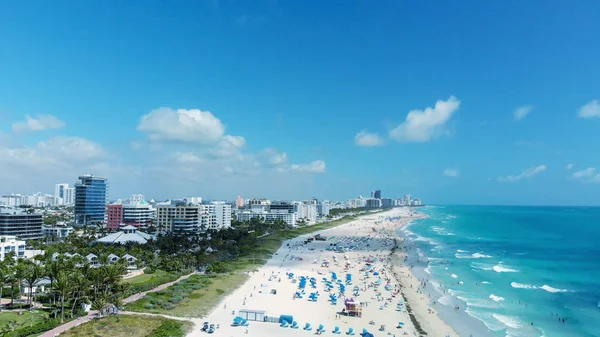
[236,210,297,226]
[130,194,145,203]
[156,204,205,233]
[295,201,317,222]
[54,184,75,205]
[0,236,26,260]
[205,202,232,230]
[42,226,74,239]
[184,196,202,205]
[317,201,330,216]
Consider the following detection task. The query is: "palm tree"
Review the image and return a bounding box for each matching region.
[23,261,43,311]
[0,261,10,312]
[12,260,27,314]
[53,272,70,323]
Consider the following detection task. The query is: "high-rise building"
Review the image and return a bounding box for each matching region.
[372,190,382,199]
[235,195,245,208]
[155,204,207,233]
[366,198,381,208]
[184,196,202,205]
[64,187,75,205]
[205,202,232,230]
[0,206,43,240]
[74,174,108,226]
[106,201,155,230]
[55,184,69,205]
[317,201,330,216]
[381,198,393,208]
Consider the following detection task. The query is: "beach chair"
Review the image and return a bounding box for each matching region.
[291,321,299,329]
[346,328,355,335]
[333,326,341,334]
[303,323,312,331]
[280,321,289,328]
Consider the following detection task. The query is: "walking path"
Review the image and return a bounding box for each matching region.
[39,272,197,337]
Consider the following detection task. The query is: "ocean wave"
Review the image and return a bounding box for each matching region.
[457,296,500,309]
[492,314,522,330]
[424,267,430,274]
[511,282,570,293]
[492,264,518,273]
[489,294,504,302]
[470,262,494,271]
[451,273,458,278]
[541,285,568,293]
[481,281,491,284]
[456,249,468,253]
[465,308,506,331]
[455,252,492,259]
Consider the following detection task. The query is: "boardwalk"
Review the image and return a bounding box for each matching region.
[38,272,197,337]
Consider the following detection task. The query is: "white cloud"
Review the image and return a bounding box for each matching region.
[389,96,460,142]
[354,130,384,147]
[207,135,246,158]
[566,164,574,170]
[173,152,204,164]
[291,160,326,173]
[577,100,600,118]
[12,114,66,132]
[513,106,533,121]
[572,167,596,179]
[498,165,547,182]
[258,148,288,166]
[443,168,460,177]
[572,167,600,184]
[137,107,225,143]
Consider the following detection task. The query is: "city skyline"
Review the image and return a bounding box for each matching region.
[1,2,600,205]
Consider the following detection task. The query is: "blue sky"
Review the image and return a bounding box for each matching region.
[1,0,600,205]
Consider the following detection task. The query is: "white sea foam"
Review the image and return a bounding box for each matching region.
[492,314,522,330]
[510,282,569,293]
[451,273,458,278]
[481,281,491,284]
[489,294,504,302]
[541,285,568,293]
[511,282,536,289]
[465,308,505,332]
[424,267,430,274]
[455,252,492,259]
[457,296,499,309]
[456,249,468,253]
[471,262,494,271]
[437,295,452,306]
[493,265,518,273]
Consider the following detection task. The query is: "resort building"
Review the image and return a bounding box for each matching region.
[365,198,381,209]
[236,201,298,226]
[74,174,109,226]
[54,183,75,205]
[95,225,154,244]
[0,206,43,240]
[381,198,393,208]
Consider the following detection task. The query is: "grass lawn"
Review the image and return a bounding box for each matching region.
[125,212,378,318]
[59,315,192,337]
[122,269,173,285]
[0,310,46,329]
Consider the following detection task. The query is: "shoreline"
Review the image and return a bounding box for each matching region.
[197,208,459,337]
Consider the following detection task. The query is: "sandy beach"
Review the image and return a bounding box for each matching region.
[197,208,458,337]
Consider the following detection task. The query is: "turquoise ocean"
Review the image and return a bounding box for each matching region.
[398,205,600,337]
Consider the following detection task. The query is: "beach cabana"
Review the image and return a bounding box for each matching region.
[317,324,325,333]
[238,309,265,322]
[291,321,299,329]
[346,328,356,335]
[232,316,249,326]
[303,323,312,331]
[333,326,341,334]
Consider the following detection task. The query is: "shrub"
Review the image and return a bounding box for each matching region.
[5,318,60,337]
[162,303,175,310]
[144,303,155,309]
[148,321,188,337]
[169,296,183,304]
[216,288,225,295]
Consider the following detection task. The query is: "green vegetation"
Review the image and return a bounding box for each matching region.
[122,269,171,285]
[59,315,191,337]
[0,310,47,332]
[125,273,248,317]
